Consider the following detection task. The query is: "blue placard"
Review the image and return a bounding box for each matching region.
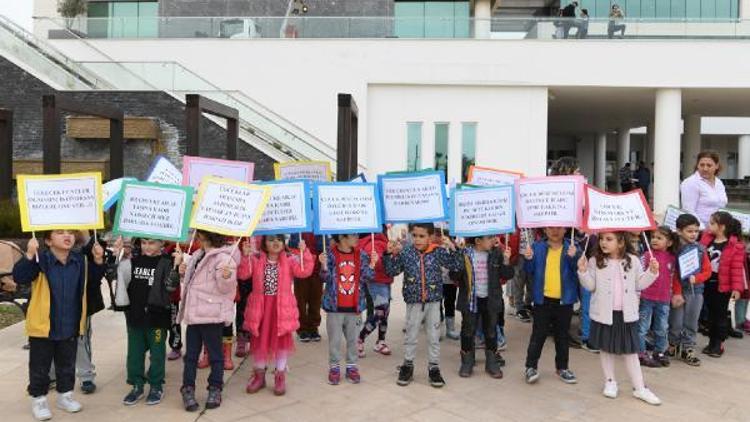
[449,184,516,237]
[350,173,367,183]
[313,182,383,235]
[253,180,313,235]
[378,171,448,224]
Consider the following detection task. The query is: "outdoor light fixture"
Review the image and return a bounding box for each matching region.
[291,0,309,15]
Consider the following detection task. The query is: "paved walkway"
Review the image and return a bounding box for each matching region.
[1,282,749,422]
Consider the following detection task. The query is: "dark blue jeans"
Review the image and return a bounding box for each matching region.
[28,336,77,397]
[182,323,224,389]
[638,299,670,353]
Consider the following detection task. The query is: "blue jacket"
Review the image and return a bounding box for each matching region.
[320,247,374,313]
[523,239,581,306]
[13,250,105,340]
[383,244,462,304]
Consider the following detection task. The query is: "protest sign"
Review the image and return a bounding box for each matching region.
[663,205,704,231]
[313,182,382,235]
[515,175,584,228]
[350,173,367,183]
[678,247,701,280]
[719,208,750,235]
[582,185,656,233]
[378,171,448,224]
[274,161,332,182]
[113,181,193,242]
[102,177,136,211]
[449,185,515,237]
[17,173,104,232]
[145,155,183,185]
[467,166,524,187]
[182,156,254,190]
[190,177,270,237]
[254,180,313,235]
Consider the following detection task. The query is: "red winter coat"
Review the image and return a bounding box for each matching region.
[358,234,392,284]
[700,233,747,294]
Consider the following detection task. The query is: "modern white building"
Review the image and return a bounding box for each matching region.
[15,0,750,214]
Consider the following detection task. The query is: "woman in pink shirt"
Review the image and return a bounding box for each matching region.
[680,151,728,227]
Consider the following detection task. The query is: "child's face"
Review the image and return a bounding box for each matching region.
[431,232,442,245]
[651,231,672,251]
[264,236,285,254]
[411,227,432,251]
[544,227,565,243]
[45,230,77,251]
[141,239,163,256]
[708,219,724,237]
[474,236,495,252]
[678,224,700,243]
[337,234,359,250]
[599,232,625,257]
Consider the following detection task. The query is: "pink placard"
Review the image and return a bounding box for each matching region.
[515,175,584,228]
[582,185,656,233]
[182,156,254,190]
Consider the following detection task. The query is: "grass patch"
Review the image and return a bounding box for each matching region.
[0,304,24,330]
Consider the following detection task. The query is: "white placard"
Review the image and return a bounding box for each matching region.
[254,181,312,235]
[190,177,270,237]
[274,161,331,181]
[663,205,705,231]
[678,248,701,280]
[450,186,515,237]
[314,183,382,234]
[720,208,750,235]
[468,167,523,187]
[515,176,584,228]
[378,172,448,223]
[182,156,254,190]
[102,177,136,211]
[18,173,104,231]
[583,187,655,232]
[146,155,183,185]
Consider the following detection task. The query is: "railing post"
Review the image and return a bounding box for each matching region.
[42,95,61,174]
[0,109,13,199]
[109,116,124,179]
[185,94,202,156]
[336,93,358,181]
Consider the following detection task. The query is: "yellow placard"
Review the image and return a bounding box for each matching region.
[17,172,104,232]
[273,160,332,182]
[189,176,271,237]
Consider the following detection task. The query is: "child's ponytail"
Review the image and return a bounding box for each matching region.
[711,211,743,241]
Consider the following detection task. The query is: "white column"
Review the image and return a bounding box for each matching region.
[683,114,702,178]
[741,0,750,19]
[448,122,462,183]
[653,89,682,215]
[739,135,750,179]
[576,136,595,182]
[595,132,607,190]
[474,0,492,39]
[617,127,631,191]
[646,122,655,168]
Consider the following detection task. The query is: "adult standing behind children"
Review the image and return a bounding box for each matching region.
[14,231,106,421]
[680,151,728,228]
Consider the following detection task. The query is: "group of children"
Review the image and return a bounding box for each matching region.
[13,208,749,420]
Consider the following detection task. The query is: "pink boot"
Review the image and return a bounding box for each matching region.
[235,332,249,358]
[274,370,286,396]
[246,369,266,394]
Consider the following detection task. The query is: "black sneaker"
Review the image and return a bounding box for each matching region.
[397,362,414,386]
[702,344,724,358]
[729,328,744,339]
[654,352,671,367]
[428,366,446,388]
[205,385,222,410]
[557,369,578,384]
[309,331,322,342]
[298,332,311,343]
[123,386,144,406]
[494,350,506,367]
[515,309,531,323]
[145,387,163,405]
[80,381,96,395]
[180,386,199,412]
[524,367,539,384]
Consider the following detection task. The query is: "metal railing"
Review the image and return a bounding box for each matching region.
[37,16,750,40]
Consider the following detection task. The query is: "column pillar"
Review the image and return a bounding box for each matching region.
[653,88,682,215]
[474,0,492,39]
[738,134,750,179]
[617,127,631,191]
[646,122,655,168]
[741,0,750,19]
[683,114,701,178]
[595,132,607,190]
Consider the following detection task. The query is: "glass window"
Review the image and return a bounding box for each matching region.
[434,123,449,178]
[87,1,157,38]
[406,122,422,171]
[461,123,476,183]
[395,2,425,38]
[394,1,470,38]
[87,2,109,38]
[138,2,158,37]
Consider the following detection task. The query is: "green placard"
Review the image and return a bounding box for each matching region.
[113,180,194,242]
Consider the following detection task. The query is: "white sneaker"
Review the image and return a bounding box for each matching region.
[633,387,662,406]
[31,396,52,421]
[56,391,82,413]
[602,381,618,398]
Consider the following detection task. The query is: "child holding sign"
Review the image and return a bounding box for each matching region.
[452,236,514,379]
[383,223,462,388]
[699,211,746,358]
[113,237,179,406]
[174,231,238,412]
[241,235,313,395]
[13,231,106,421]
[522,227,580,385]
[669,214,712,367]
[577,232,661,405]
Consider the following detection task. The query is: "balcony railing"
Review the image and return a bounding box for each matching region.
[38,16,750,40]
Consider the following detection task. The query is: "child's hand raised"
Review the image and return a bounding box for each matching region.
[577,256,587,273]
[92,242,105,265]
[220,264,234,280]
[298,239,306,254]
[26,237,39,261]
[567,243,578,258]
[318,253,328,271]
[648,258,659,274]
[173,243,184,268]
[689,275,696,285]
[241,239,253,257]
[442,236,455,251]
[369,251,379,269]
[523,246,533,261]
[671,294,685,308]
[387,240,402,255]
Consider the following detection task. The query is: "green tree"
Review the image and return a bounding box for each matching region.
[57,0,87,29]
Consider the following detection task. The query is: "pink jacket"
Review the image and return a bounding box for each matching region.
[578,255,658,325]
[240,249,313,337]
[178,246,239,326]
